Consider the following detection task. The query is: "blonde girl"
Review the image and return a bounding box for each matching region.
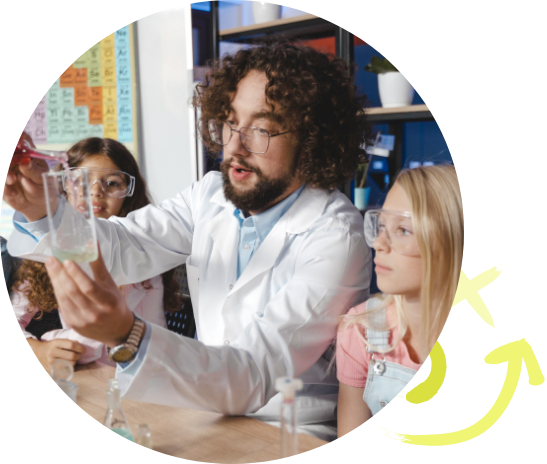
[336,164,464,437]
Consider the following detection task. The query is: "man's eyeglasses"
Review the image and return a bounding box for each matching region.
[63,167,135,199]
[208,119,294,155]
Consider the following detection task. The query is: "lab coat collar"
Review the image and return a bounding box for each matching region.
[209,184,330,235]
[207,184,331,295]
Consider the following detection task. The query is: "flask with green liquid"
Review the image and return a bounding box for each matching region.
[103,379,134,442]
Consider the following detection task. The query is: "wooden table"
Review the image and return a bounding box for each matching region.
[73,362,327,462]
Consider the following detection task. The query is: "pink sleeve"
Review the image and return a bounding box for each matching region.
[41,329,105,364]
[11,283,104,363]
[336,308,371,388]
[10,285,39,340]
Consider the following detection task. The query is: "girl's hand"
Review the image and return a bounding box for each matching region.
[27,338,86,372]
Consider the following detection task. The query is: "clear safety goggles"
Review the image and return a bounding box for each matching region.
[63,167,135,199]
[364,209,420,256]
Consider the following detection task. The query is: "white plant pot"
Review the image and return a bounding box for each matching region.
[378,72,415,108]
[252,2,282,24]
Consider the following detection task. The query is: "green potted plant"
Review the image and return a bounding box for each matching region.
[365,56,415,108]
[354,161,370,210]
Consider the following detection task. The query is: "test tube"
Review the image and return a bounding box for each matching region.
[275,377,303,458]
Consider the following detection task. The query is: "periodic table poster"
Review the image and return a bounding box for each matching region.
[23,24,139,158]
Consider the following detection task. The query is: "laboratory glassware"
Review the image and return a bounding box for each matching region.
[42,168,98,263]
[134,424,153,449]
[50,359,78,402]
[275,377,304,458]
[104,378,134,441]
[12,138,68,171]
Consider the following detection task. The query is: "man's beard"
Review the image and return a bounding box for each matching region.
[220,158,293,212]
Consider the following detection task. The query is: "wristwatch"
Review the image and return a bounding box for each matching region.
[108,313,146,364]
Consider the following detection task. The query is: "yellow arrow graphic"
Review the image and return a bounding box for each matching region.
[452,267,502,327]
[385,339,544,446]
[406,341,447,404]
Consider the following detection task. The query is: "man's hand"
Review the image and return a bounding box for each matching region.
[27,338,85,372]
[4,132,48,222]
[45,246,135,348]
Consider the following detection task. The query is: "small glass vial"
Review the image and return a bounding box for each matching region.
[275,377,303,458]
[135,424,153,449]
[51,359,78,402]
[103,378,134,441]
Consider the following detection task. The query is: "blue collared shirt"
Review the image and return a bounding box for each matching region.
[233,185,304,279]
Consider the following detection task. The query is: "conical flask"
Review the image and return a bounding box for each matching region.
[103,379,134,441]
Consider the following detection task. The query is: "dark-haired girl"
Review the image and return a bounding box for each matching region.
[11,138,181,370]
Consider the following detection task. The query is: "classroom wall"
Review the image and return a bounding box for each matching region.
[136,7,197,204]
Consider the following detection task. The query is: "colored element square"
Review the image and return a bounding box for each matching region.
[73,50,90,69]
[88,66,101,87]
[60,66,75,88]
[102,86,117,105]
[47,108,61,125]
[47,88,61,108]
[32,106,47,125]
[74,87,88,106]
[60,124,77,143]
[75,107,89,124]
[89,44,101,65]
[118,103,132,122]
[88,87,102,104]
[118,122,133,142]
[103,104,117,123]
[60,88,74,107]
[103,122,118,139]
[89,104,103,125]
[89,125,104,138]
[32,126,47,144]
[117,65,131,85]
[61,107,76,125]
[102,65,116,87]
[74,68,87,87]
[47,125,62,144]
[117,84,131,103]
[76,125,90,139]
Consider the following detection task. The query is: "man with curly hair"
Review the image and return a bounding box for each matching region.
[7,40,373,441]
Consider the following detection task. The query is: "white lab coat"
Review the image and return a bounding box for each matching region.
[9,172,372,439]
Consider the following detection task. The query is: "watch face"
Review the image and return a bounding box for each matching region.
[110,346,134,363]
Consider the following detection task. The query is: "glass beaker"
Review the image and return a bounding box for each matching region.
[42,168,98,263]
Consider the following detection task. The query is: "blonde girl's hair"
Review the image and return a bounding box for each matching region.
[341,164,464,360]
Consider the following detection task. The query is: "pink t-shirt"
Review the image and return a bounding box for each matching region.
[336,300,421,388]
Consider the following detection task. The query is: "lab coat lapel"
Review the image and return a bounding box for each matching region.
[230,186,330,295]
[230,216,287,294]
[206,190,239,287]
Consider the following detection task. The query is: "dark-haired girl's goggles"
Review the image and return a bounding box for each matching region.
[364,209,420,256]
[63,167,135,198]
[208,119,294,155]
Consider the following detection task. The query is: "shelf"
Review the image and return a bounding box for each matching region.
[365,104,433,123]
[219,14,332,41]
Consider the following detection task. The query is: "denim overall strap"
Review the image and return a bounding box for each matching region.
[361,299,418,416]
